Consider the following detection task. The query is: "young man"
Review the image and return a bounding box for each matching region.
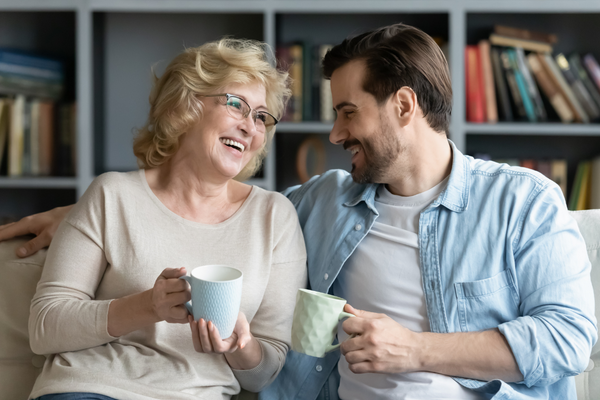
[1,23,596,400]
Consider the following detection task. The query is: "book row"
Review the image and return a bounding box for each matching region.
[466,25,600,124]
[0,95,76,177]
[277,43,334,123]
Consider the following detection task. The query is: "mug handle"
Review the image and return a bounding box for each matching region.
[325,311,356,353]
[178,275,194,315]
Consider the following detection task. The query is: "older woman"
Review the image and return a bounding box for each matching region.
[24,38,307,400]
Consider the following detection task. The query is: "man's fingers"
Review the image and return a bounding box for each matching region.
[0,219,32,242]
[19,234,50,258]
[344,304,380,319]
[0,222,15,231]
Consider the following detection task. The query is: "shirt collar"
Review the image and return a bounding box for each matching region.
[342,140,470,214]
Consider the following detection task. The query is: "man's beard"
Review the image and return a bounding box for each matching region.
[349,115,402,184]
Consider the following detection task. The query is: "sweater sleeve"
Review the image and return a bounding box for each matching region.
[28,220,116,355]
[28,175,118,355]
[232,196,308,392]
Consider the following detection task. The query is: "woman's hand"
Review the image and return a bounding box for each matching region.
[151,267,191,324]
[189,312,252,354]
[0,205,74,257]
[188,311,262,370]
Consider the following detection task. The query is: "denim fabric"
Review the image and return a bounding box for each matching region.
[260,141,597,400]
[36,394,117,400]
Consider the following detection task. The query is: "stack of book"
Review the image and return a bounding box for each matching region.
[0,50,76,177]
[276,43,335,123]
[466,25,600,124]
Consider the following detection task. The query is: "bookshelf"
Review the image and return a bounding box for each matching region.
[2,0,600,221]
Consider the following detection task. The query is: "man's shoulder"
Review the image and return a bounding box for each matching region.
[285,169,364,204]
[468,157,552,191]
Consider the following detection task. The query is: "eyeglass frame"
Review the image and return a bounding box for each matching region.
[202,93,279,132]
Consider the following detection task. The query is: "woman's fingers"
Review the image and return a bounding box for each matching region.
[189,315,203,352]
[198,319,214,353]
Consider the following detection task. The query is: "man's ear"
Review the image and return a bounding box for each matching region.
[392,86,418,127]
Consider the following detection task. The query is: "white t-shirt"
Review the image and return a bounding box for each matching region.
[334,178,483,400]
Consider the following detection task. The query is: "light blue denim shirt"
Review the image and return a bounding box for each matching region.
[260,141,597,400]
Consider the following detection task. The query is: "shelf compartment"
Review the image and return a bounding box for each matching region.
[93,11,265,175]
[0,187,76,223]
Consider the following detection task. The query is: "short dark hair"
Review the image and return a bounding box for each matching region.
[322,23,452,134]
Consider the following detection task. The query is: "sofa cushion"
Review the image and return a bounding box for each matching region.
[570,210,600,400]
[0,238,47,400]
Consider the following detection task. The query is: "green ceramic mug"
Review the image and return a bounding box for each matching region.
[291,288,355,358]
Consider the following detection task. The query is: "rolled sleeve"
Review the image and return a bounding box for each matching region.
[502,184,597,387]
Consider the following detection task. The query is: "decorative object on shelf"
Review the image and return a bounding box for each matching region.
[296,135,326,184]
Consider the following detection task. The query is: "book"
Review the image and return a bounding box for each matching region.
[555,53,600,120]
[490,47,513,121]
[515,48,546,122]
[276,46,295,122]
[500,50,527,120]
[576,161,592,210]
[520,159,537,170]
[540,53,589,123]
[507,49,536,122]
[302,43,313,121]
[465,45,486,122]
[38,100,54,176]
[8,94,25,176]
[537,160,552,179]
[569,53,600,111]
[494,25,558,45]
[489,34,553,53]
[551,159,568,199]
[22,98,31,175]
[583,53,600,92]
[590,156,600,209]
[30,99,40,176]
[288,44,303,122]
[0,99,8,169]
[569,161,585,210]
[478,40,497,123]
[526,53,574,123]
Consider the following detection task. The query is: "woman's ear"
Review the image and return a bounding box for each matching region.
[392,86,418,127]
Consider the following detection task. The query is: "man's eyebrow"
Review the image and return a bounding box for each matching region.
[334,101,357,111]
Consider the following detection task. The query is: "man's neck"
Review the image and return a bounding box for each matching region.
[385,134,452,197]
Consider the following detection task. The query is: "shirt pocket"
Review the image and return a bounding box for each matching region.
[454,269,520,332]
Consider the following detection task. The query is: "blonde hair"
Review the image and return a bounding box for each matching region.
[133,38,291,181]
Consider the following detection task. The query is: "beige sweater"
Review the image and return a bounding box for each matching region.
[28,170,308,400]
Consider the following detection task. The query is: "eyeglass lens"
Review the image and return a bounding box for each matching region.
[224,95,275,132]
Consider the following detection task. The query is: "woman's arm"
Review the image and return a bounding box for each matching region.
[29,219,192,354]
[0,205,73,257]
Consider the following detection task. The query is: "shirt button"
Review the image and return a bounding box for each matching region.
[324,273,329,280]
[354,223,362,231]
[316,365,323,372]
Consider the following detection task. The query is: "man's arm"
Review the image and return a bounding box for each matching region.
[0,205,73,257]
[340,304,523,382]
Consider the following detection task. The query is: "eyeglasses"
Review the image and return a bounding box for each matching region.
[203,93,278,134]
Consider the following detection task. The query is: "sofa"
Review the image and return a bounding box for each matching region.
[1,210,599,400]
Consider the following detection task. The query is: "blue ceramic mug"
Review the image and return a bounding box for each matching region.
[180,265,243,339]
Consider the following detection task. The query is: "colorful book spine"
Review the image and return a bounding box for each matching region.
[465,45,486,123]
[478,40,497,123]
[507,49,536,122]
[490,47,513,121]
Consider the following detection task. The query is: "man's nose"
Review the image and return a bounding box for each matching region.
[329,119,346,145]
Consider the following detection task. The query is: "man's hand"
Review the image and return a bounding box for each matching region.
[340,304,421,374]
[0,205,74,257]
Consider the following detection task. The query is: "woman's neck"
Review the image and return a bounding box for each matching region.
[145,161,251,224]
